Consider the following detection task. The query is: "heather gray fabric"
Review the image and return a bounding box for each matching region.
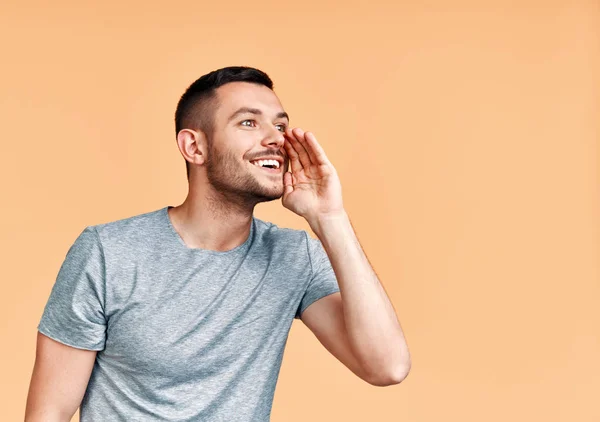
[37,205,340,421]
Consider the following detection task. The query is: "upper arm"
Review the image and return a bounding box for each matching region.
[300,292,373,384]
[295,234,373,383]
[25,331,97,421]
[26,226,108,420]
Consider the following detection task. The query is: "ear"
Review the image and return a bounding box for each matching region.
[176,129,208,167]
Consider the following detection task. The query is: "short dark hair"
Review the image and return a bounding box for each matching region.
[174,66,274,180]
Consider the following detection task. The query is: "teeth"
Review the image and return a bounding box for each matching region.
[251,159,280,169]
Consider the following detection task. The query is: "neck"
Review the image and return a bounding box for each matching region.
[168,183,256,252]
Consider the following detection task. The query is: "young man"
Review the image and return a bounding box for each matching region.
[25,66,411,421]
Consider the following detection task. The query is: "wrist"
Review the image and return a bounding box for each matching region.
[308,210,350,238]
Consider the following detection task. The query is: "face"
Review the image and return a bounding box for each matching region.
[203,81,290,204]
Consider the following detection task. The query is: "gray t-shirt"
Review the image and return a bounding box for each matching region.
[37,205,340,421]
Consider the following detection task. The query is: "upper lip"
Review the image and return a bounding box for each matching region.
[249,156,284,166]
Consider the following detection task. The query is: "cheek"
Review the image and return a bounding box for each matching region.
[218,129,261,164]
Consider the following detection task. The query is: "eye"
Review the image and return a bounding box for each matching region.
[240,119,257,127]
[275,123,287,132]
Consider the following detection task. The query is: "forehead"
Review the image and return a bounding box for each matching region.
[214,82,285,118]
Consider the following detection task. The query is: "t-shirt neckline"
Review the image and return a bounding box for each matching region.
[161,206,254,256]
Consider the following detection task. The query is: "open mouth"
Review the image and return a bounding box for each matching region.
[249,159,283,174]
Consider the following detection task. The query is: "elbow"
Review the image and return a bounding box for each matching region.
[390,360,411,384]
[368,360,411,387]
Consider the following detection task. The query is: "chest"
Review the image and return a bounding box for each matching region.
[100,252,310,377]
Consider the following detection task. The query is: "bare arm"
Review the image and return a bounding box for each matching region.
[309,212,411,384]
[281,127,411,384]
[25,332,98,422]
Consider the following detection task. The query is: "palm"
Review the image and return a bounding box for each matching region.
[281,128,344,222]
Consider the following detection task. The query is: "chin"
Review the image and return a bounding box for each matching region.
[256,189,284,202]
[252,175,283,196]
[254,183,284,201]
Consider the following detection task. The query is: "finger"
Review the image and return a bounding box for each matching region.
[283,171,293,197]
[303,131,331,166]
[289,127,313,169]
[283,136,303,174]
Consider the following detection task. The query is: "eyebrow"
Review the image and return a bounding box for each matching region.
[226,107,289,123]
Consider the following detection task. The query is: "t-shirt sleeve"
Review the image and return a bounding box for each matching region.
[37,226,107,351]
[294,233,341,319]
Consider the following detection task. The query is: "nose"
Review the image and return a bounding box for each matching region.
[261,125,285,150]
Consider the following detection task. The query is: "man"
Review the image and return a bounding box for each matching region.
[25,66,411,421]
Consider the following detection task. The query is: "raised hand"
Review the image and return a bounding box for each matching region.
[282,127,345,225]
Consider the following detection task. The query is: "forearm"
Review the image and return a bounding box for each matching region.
[309,211,411,382]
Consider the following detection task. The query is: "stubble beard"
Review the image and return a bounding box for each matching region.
[205,143,284,206]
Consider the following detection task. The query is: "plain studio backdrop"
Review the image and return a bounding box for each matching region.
[1,1,598,421]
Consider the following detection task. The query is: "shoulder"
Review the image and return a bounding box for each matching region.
[252,216,313,252]
[87,207,165,249]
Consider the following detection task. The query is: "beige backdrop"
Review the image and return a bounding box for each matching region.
[1,1,598,421]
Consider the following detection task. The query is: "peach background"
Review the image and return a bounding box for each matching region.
[1,1,598,421]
